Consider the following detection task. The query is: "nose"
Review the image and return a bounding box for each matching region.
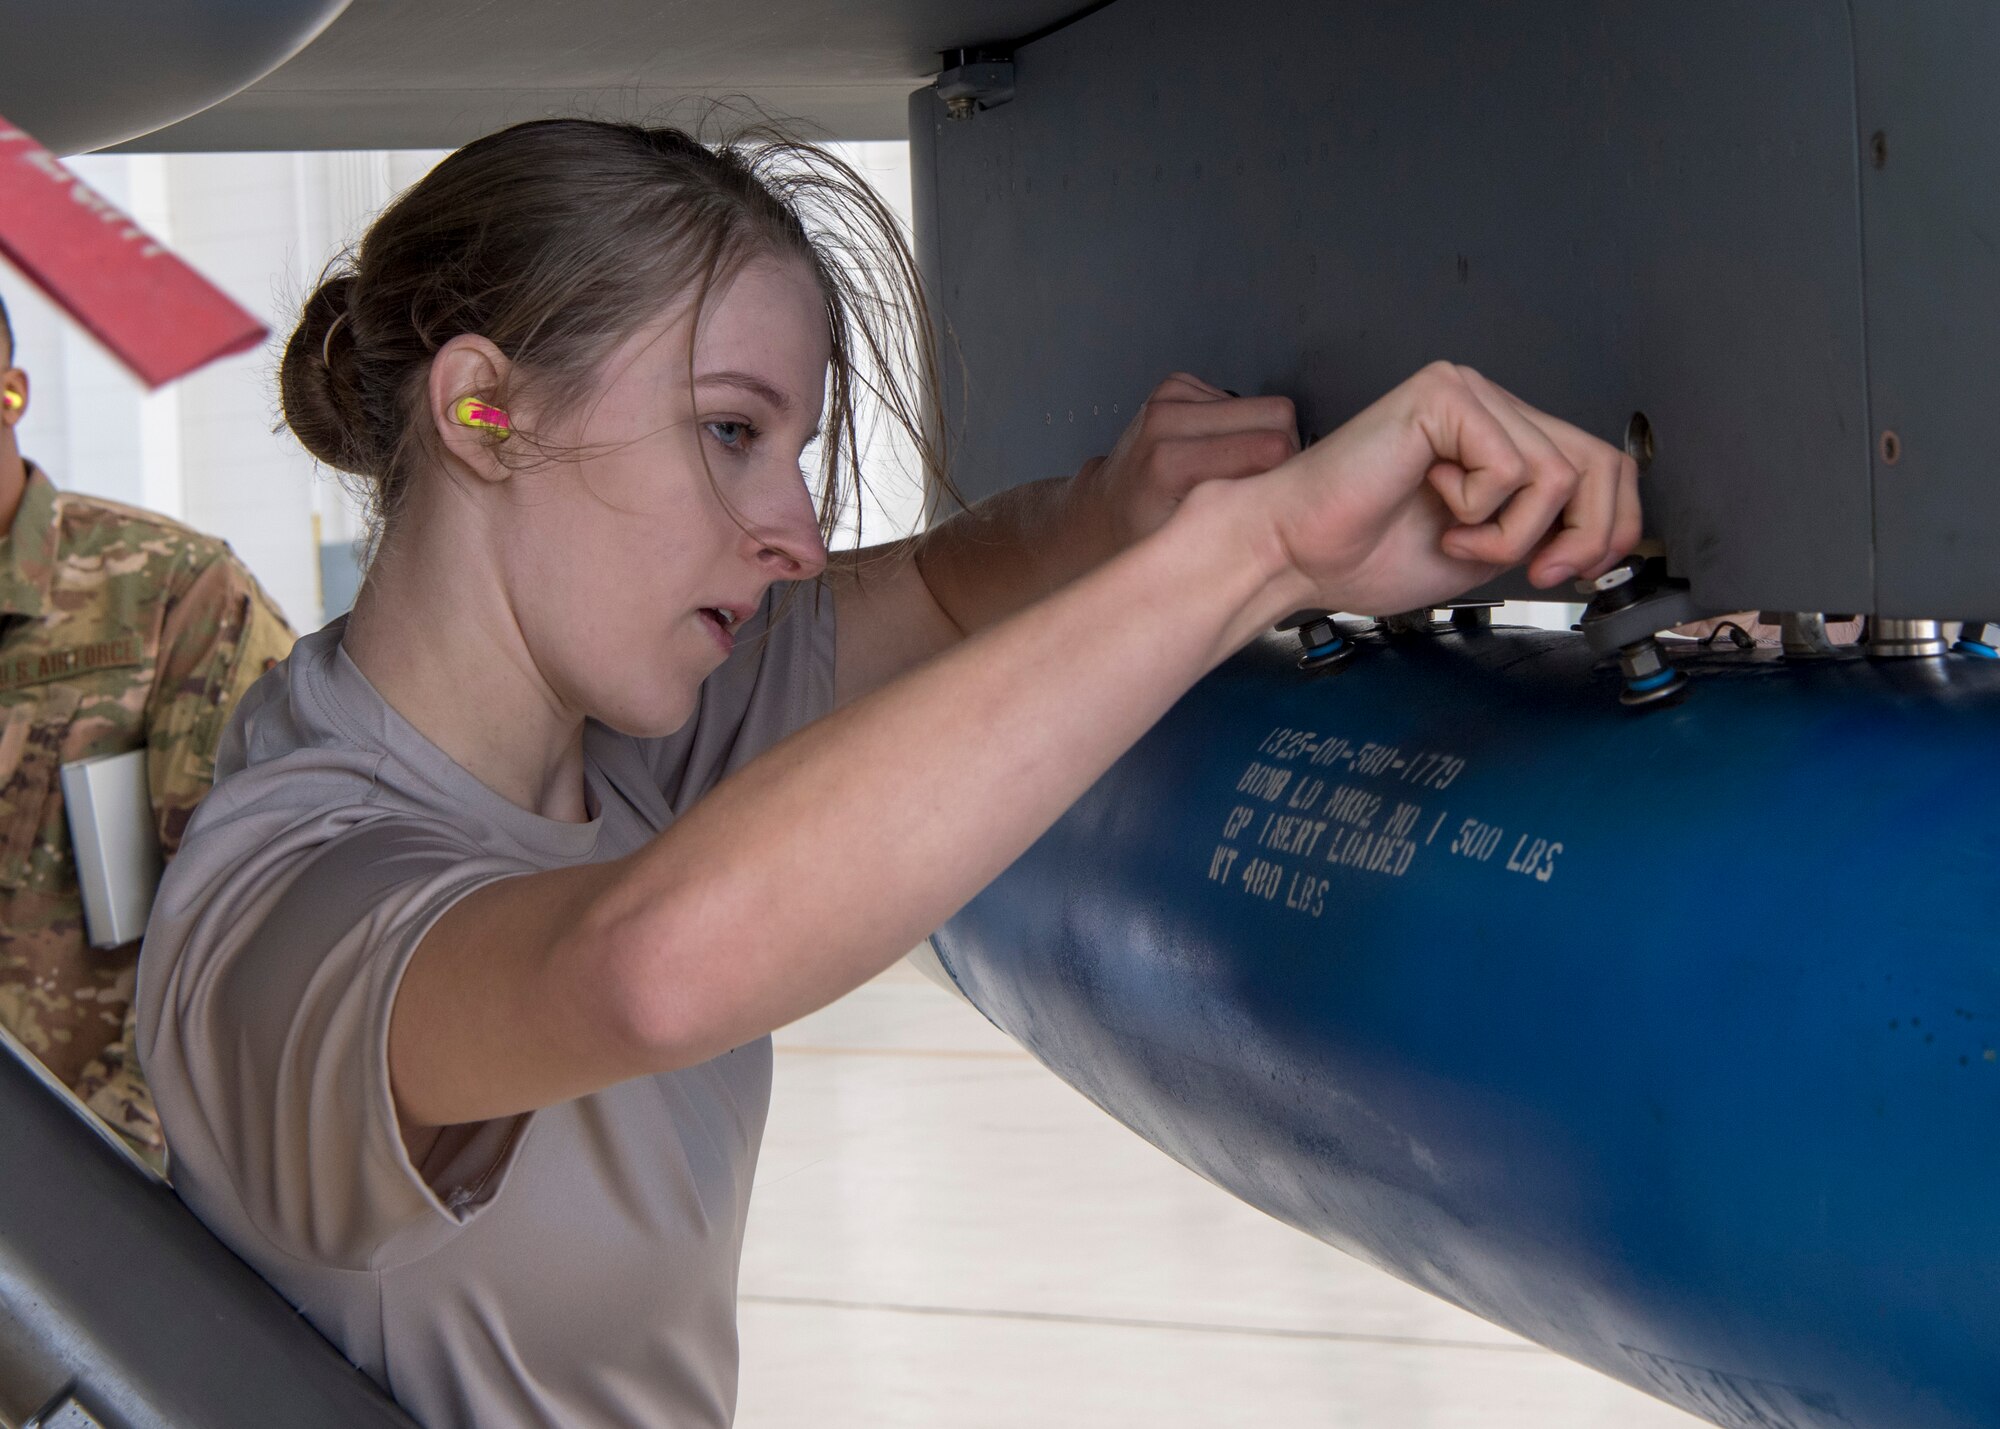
[739,473,829,581]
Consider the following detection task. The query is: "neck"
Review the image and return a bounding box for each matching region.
[341,492,592,823]
[0,448,28,539]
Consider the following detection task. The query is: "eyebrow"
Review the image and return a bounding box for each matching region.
[695,370,793,412]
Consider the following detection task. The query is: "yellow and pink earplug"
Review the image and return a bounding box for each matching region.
[452,395,511,440]
[1,390,22,414]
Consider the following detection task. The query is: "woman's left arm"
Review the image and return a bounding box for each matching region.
[831,373,1300,704]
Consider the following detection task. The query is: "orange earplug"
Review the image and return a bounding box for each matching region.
[452,396,511,440]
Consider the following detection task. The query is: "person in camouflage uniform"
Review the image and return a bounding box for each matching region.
[0,292,294,1171]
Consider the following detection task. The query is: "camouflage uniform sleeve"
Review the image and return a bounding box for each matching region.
[146,549,295,859]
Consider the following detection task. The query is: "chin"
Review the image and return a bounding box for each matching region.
[595,686,701,741]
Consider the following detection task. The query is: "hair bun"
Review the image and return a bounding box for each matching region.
[280,272,379,476]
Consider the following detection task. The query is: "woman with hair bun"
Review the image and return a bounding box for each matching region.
[135,117,1639,1427]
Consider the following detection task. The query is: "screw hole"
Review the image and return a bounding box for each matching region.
[1623,411,1656,472]
[1870,130,1888,170]
[1879,429,1902,466]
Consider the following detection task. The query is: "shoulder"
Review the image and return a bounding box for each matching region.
[156,741,506,981]
[55,495,293,651]
[54,488,226,561]
[205,624,352,780]
[51,489,251,595]
[152,628,498,920]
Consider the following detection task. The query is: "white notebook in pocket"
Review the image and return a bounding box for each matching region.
[60,747,162,949]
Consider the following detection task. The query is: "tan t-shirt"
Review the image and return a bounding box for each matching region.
[135,587,834,1429]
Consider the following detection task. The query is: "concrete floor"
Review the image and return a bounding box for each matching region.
[737,959,1702,1429]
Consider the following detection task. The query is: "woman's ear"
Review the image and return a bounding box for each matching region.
[429,336,515,482]
[0,369,28,428]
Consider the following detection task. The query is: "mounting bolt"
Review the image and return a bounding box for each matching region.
[1295,614,1357,672]
[1378,609,1439,638]
[1955,621,2000,659]
[936,50,1016,120]
[1616,636,1687,709]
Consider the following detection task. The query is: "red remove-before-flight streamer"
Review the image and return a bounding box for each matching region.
[0,113,267,388]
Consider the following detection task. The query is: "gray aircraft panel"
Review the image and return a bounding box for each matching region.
[118,0,1088,151]
[1852,1,2000,619]
[914,0,1985,618]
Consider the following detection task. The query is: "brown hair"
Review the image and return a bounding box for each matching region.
[280,117,946,550]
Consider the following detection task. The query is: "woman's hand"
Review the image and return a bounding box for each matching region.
[1070,372,1302,552]
[1247,362,1641,616]
[855,372,1302,702]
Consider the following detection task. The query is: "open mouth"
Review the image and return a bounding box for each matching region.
[699,607,738,648]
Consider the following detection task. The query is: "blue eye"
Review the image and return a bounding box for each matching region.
[705,420,756,450]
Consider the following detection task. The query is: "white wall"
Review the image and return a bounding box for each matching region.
[824,142,927,553]
[2,141,923,633]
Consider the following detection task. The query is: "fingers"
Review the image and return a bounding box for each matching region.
[1408,365,1532,527]
[1520,446,1641,585]
[1518,438,1613,586]
[1411,364,1640,586]
[1487,383,1641,583]
[1150,431,1300,495]
[1080,375,1303,548]
[1141,389,1300,500]
[1147,371,1233,404]
[1421,367,1578,570]
[1141,374,1299,453]
[1140,391,1300,447]
[1111,379,1299,501]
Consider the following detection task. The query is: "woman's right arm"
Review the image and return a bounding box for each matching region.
[387,363,1638,1133]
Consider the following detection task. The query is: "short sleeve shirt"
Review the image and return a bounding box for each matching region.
[135,583,835,1429]
[0,464,293,1166]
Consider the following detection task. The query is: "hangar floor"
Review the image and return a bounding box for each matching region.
[740,960,1700,1428]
